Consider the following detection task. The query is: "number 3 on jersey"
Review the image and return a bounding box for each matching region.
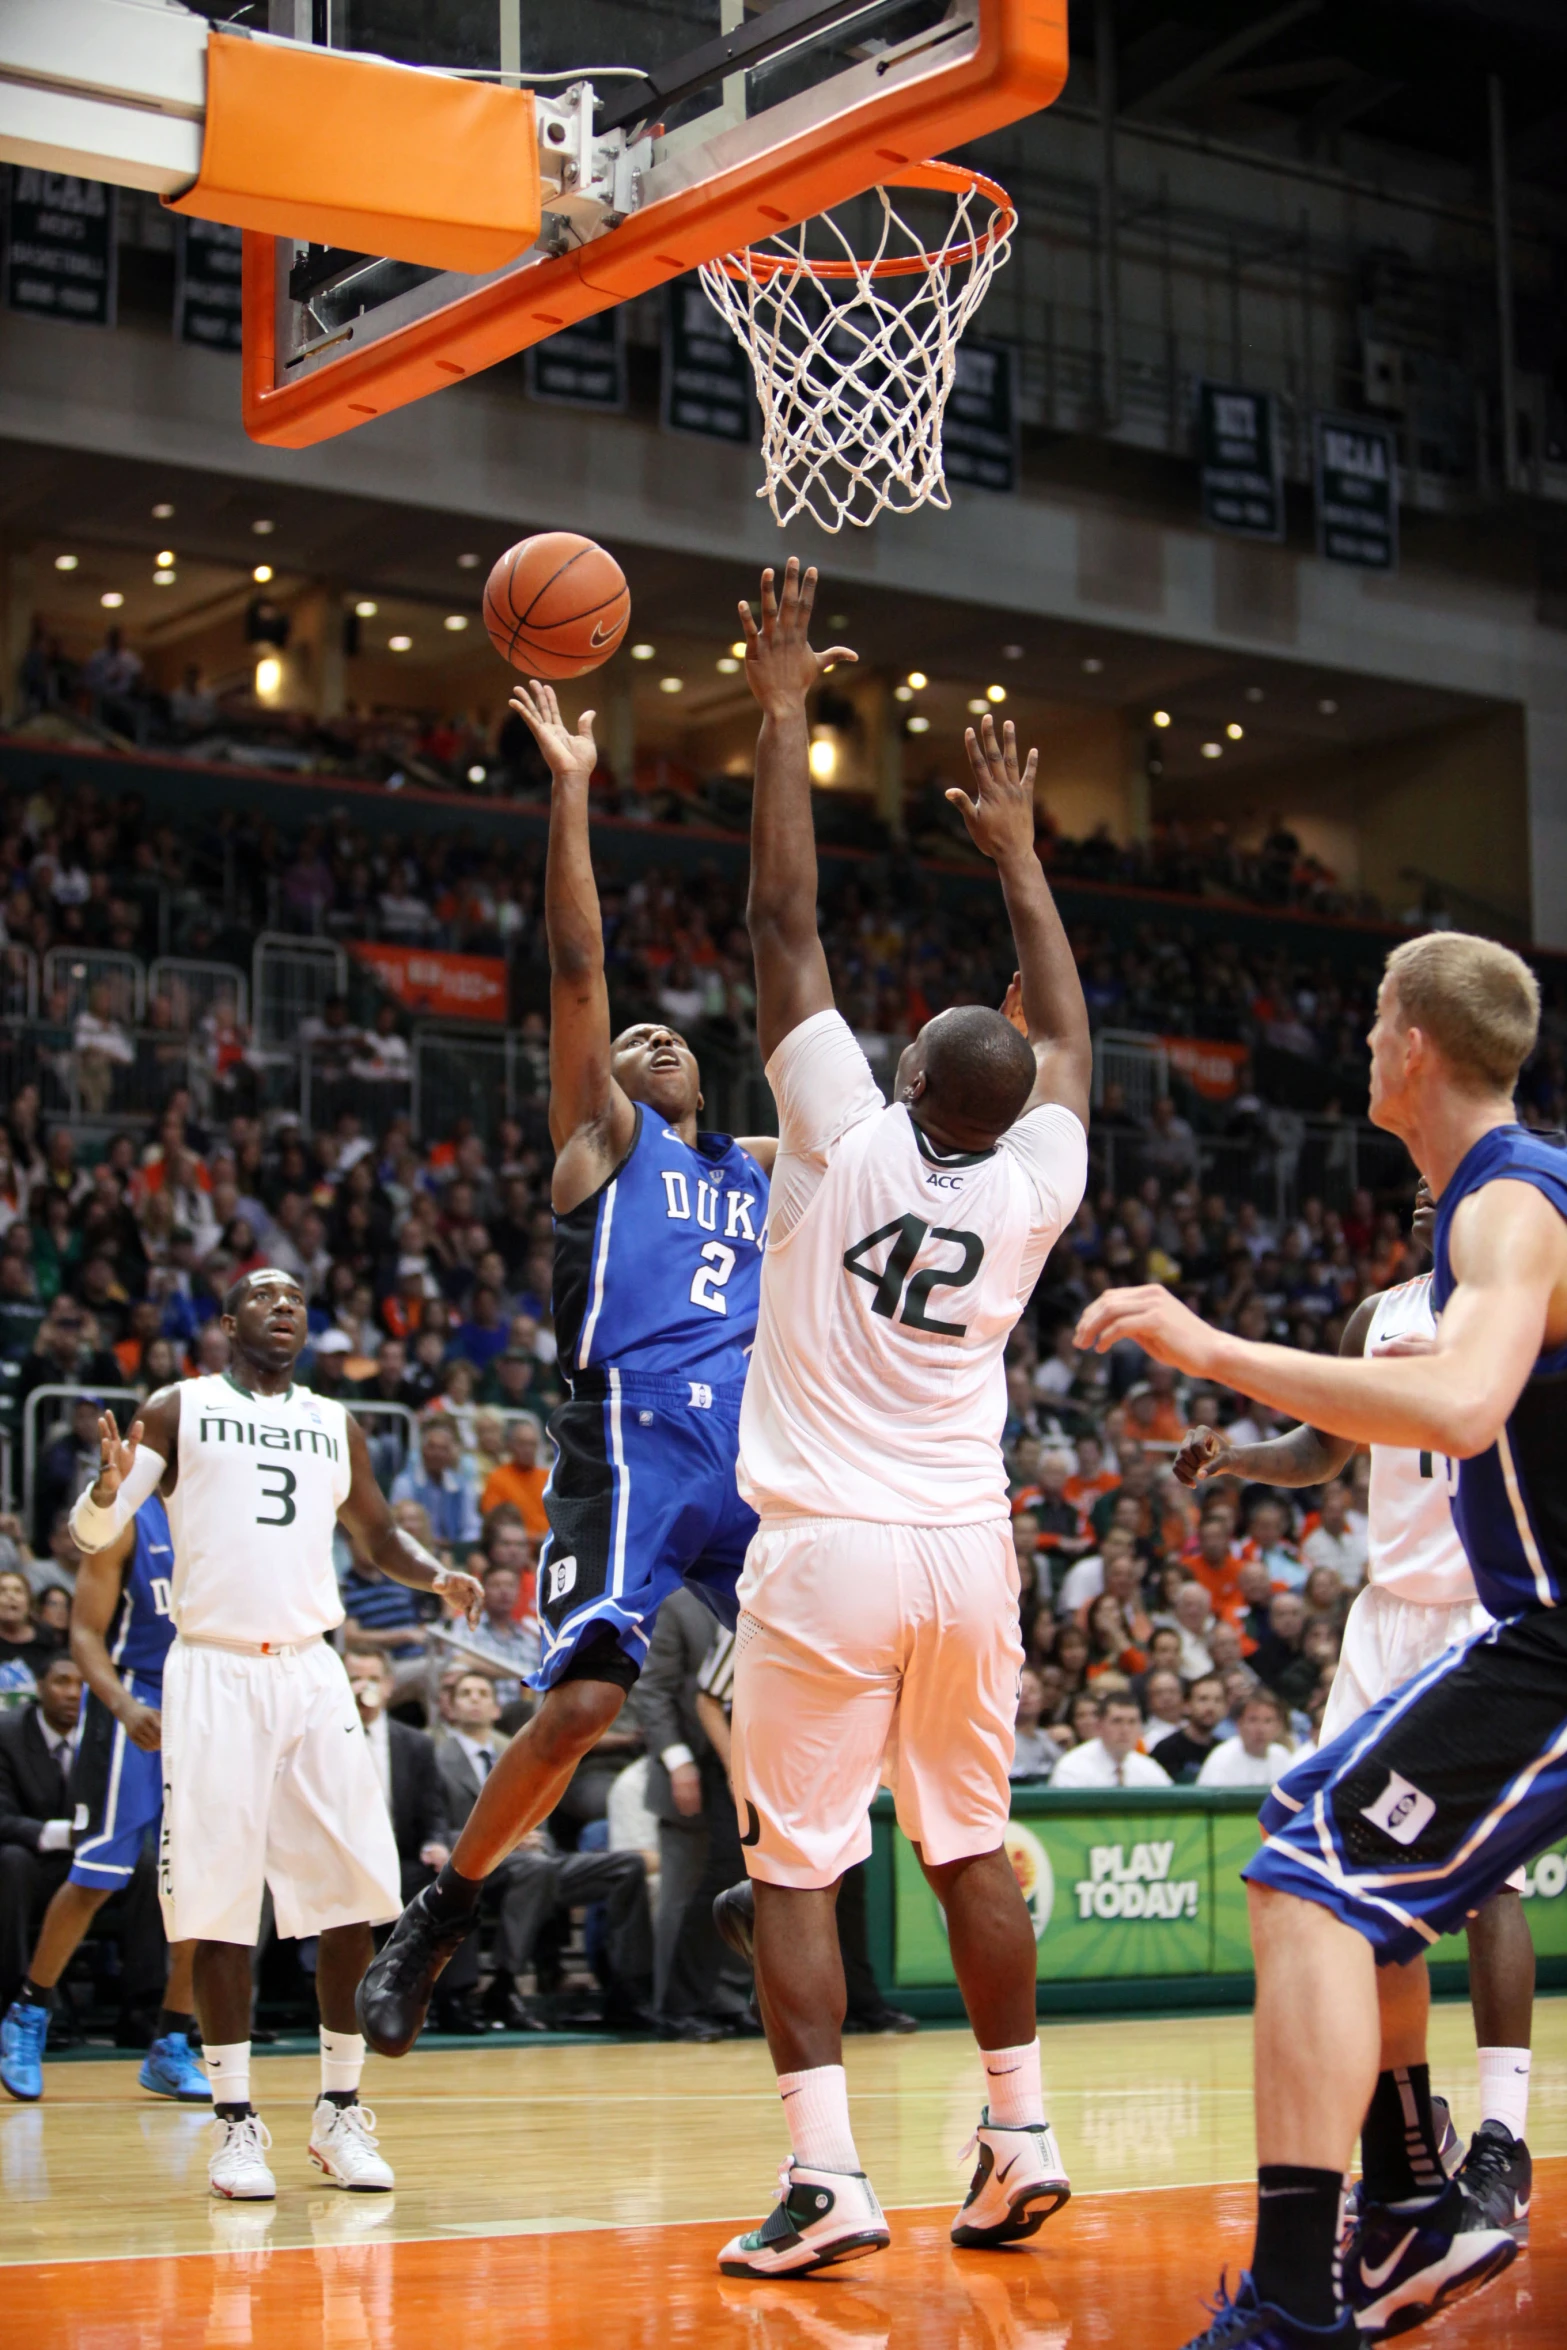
[843,1215,985,1337]
[255,1464,298,1526]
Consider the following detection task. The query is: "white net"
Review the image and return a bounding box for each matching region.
[697,165,1015,534]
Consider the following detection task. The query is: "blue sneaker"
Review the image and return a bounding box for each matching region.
[1344,2178,1516,2339]
[1179,2273,1359,2348]
[139,2033,212,2103]
[0,1998,50,2102]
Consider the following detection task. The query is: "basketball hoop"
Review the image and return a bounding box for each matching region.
[697,161,1016,534]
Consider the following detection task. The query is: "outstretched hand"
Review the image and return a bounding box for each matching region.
[739,557,856,717]
[946,714,1039,866]
[509,680,597,785]
[91,1410,143,1505]
[1000,971,1027,1036]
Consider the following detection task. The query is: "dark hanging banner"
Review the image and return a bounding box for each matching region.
[175,217,244,352]
[943,338,1019,494]
[526,308,627,410]
[1312,412,1399,572]
[4,169,117,327]
[663,281,754,444]
[1197,381,1283,541]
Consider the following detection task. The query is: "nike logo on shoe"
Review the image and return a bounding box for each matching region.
[1359,2228,1417,2291]
[996,2154,1021,2183]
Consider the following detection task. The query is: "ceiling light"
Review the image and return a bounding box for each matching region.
[906,670,927,691]
[716,656,739,675]
[808,735,837,782]
[729,641,747,660]
[255,654,283,699]
[1002,643,1024,660]
[153,569,176,586]
[100,591,124,609]
[1151,709,1171,729]
[152,502,174,520]
[1245,685,1264,703]
[444,614,468,632]
[1226,722,1244,741]
[659,675,683,694]
[893,684,914,703]
[1318,697,1338,716]
[156,549,175,568]
[907,714,931,734]
[252,563,273,584]
[829,612,848,628]
[467,764,486,784]
[1201,740,1223,759]
[967,698,988,715]
[457,552,481,569]
[355,599,377,618]
[389,634,412,652]
[630,642,656,661]
[54,554,78,571]
[1082,656,1104,675]
[986,684,1006,704]
[252,518,275,536]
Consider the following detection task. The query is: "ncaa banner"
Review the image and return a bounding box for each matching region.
[349,942,508,1025]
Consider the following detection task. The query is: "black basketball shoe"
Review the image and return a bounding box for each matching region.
[1343,2176,1516,2338]
[1455,2120,1532,2242]
[355,1887,474,2058]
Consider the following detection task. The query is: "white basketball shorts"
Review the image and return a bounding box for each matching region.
[159,1636,401,1945]
[1317,1581,1525,1897]
[730,1515,1021,1889]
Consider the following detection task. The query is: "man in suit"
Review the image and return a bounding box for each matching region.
[0,1654,164,2031]
[632,1586,752,2041]
[344,1648,482,2027]
[437,1665,653,2030]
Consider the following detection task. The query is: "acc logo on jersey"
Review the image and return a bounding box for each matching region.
[1361,1770,1437,1847]
[546,1555,578,1605]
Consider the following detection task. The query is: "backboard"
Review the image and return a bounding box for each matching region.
[243,1,1066,447]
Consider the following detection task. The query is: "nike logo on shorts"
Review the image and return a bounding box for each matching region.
[740,1801,761,1848]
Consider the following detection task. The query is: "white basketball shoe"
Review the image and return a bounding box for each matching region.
[720,2160,891,2277]
[208,2111,277,2200]
[308,2097,395,2191]
[951,2113,1071,2247]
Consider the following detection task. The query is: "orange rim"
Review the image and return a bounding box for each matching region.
[713,159,1015,285]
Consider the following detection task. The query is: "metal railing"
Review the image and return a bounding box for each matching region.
[1094,1030,1170,1119]
[149,956,250,1028]
[252,931,347,1051]
[42,947,146,1024]
[1,944,37,1020]
[409,1028,546,1144]
[1088,1120,1414,1223]
[22,1383,142,1541]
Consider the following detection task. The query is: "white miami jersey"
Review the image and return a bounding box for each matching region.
[167,1373,352,1644]
[1365,1275,1477,1607]
[738,1010,1088,1525]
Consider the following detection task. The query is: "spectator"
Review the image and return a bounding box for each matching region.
[1149,1673,1230,1784]
[480,1413,550,1541]
[1196,1688,1296,1787]
[1239,1495,1304,1591]
[1139,1667,1187,1742]
[453,1559,539,1711]
[33,1398,103,1550]
[1011,1669,1057,1779]
[391,1414,482,1548]
[1248,1591,1319,1710]
[72,983,135,1116]
[1049,1693,1172,1788]
[1300,1480,1369,1588]
[0,1568,58,1709]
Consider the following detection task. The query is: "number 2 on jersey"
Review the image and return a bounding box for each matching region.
[255,1464,298,1527]
[842,1215,985,1337]
[690,1240,737,1315]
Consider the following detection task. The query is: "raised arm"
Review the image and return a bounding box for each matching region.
[1171,1294,1376,1488]
[740,560,856,1064]
[69,1389,181,1553]
[508,681,638,1193]
[336,1415,484,1623]
[947,716,1092,1129]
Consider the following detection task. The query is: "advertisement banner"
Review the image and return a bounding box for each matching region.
[1161,1035,1250,1102]
[1313,412,1399,572]
[349,942,507,1025]
[5,169,117,327]
[1430,1837,1567,1965]
[1197,381,1284,542]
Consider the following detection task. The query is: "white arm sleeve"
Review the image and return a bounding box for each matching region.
[69,1446,167,1552]
[764,1010,886,1242]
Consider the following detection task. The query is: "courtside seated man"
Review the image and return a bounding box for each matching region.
[66,1270,482,2199]
[719,560,1090,2278]
[358,678,776,2057]
[1078,931,1563,2348]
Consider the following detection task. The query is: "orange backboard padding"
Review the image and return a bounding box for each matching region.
[241,0,1067,449]
[167,30,540,276]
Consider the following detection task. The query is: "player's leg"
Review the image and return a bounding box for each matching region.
[138,1938,212,2102]
[1456,1887,1535,2235]
[896,1522,1070,2249]
[0,1874,104,2102]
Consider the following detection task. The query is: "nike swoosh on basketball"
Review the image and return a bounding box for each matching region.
[1359,2229,1417,2291]
[590,620,618,646]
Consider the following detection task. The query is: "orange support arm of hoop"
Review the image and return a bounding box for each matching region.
[240,0,1067,448]
[166,30,540,276]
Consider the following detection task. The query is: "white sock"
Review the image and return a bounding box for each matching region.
[981,2040,1044,2129]
[1477,2047,1531,2142]
[320,2027,366,2100]
[206,2041,251,2110]
[778,2064,860,2173]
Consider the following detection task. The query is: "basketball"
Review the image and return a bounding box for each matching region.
[482,531,630,679]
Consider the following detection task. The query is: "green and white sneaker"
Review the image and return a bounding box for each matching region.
[951,2111,1071,2248]
[719,2161,890,2278]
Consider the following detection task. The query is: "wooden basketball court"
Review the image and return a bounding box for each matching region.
[5,1999,1562,2343]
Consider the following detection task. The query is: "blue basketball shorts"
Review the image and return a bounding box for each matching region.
[533,1371,756,1689]
[68,1670,165,1890]
[1247,1606,1567,1966]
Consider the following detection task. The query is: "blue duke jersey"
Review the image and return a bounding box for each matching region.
[108,1491,177,1684]
[69,1494,176,1890]
[553,1107,768,1394]
[1432,1123,1567,1616]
